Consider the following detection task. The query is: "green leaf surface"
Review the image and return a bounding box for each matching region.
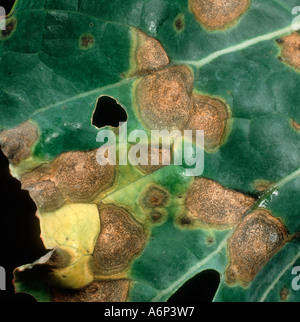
[1,0,300,302]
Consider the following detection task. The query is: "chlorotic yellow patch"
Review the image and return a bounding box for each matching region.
[39,203,100,255]
[38,203,100,289]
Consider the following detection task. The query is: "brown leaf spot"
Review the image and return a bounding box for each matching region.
[189,0,250,30]
[185,178,255,229]
[226,209,288,286]
[140,185,169,209]
[92,205,146,275]
[79,33,95,50]
[51,150,115,203]
[135,65,194,131]
[174,14,185,32]
[52,280,130,302]
[277,32,300,70]
[253,179,274,193]
[148,212,164,224]
[291,119,300,131]
[180,216,192,226]
[206,236,215,245]
[280,287,290,302]
[0,122,38,165]
[185,94,230,151]
[129,28,169,76]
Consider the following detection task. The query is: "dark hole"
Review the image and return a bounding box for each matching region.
[167,270,220,303]
[92,96,127,128]
[0,150,46,303]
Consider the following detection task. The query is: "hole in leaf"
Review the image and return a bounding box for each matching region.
[92,96,128,128]
[167,270,220,303]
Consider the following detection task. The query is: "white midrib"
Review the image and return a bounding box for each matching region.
[150,231,231,302]
[175,25,294,68]
[259,249,300,302]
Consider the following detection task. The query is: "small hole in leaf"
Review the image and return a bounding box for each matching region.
[167,270,220,303]
[92,96,128,128]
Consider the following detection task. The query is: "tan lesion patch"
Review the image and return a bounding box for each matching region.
[0,121,38,165]
[185,94,230,151]
[51,280,130,302]
[129,28,169,76]
[189,0,250,30]
[226,209,288,286]
[51,150,116,203]
[92,205,146,276]
[277,32,300,70]
[22,170,64,213]
[184,177,255,229]
[134,65,194,131]
[20,149,116,212]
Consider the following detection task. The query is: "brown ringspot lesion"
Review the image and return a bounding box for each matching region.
[277,32,300,70]
[148,211,164,224]
[79,33,95,50]
[20,149,116,212]
[226,209,288,286]
[129,28,169,76]
[189,0,250,30]
[185,94,230,151]
[22,172,65,213]
[134,65,194,131]
[184,177,255,229]
[92,205,146,276]
[51,279,130,302]
[0,121,39,165]
[140,185,169,209]
[51,150,116,203]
